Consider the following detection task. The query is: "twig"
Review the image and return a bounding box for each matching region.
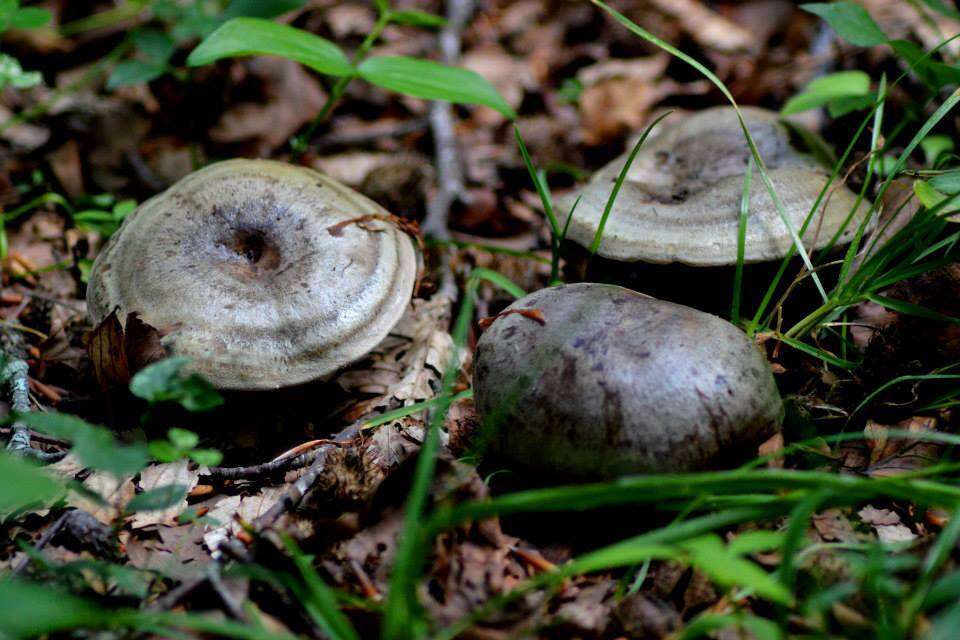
[252,424,361,532]
[1,329,62,461]
[421,0,475,240]
[206,449,321,480]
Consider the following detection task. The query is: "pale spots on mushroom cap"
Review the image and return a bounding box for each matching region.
[87,159,418,390]
[472,282,784,479]
[559,106,871,266]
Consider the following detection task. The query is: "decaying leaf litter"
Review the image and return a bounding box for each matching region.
[3,0,960,638]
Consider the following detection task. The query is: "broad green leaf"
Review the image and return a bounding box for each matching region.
[358,55,516,118]
[0,452,63,514]
[18,412,149,476]
[826,93,875,117]
[922,135,954,166]
[801,2,888,47]
[0,580,110,638]
[107,59,167,89]
[127,484,188,512]
[931,171,960,194]
[889,40,960,89]
[0,0,17,32]
[10,6,51,29]
[168,427,199,450]
[186,17,353,77]
[188,449,223,466]
[915,180,960,217]
[130,357,224,412]
[782,70,871,115]
[389,9,447,28]
[132,28,176,62]
[149,439,180,463]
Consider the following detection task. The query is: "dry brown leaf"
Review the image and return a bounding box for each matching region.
[211,57,326,150]
[864,417,941,477]
[129,460,200,529]
[70,472,136,524]
[337,295,456,420]
[649,0,757,52]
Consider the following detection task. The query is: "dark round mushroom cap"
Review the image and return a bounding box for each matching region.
[472,283,783,478]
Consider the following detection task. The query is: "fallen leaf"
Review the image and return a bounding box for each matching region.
[129,460,200,529]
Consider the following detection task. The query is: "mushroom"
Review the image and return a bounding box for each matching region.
[472,283,783,479]
[559,106,869,266]
[87,159,418,390]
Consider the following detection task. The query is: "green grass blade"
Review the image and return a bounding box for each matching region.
[590,0,827,300]
[589,111,672,255]
[731,157,754,325]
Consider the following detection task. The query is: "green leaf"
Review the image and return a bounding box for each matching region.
[224,0,307,19]
[801,2,888,47]
[168,427,199,450]
[921,135,954,166]
[130,357,224,412]
[0,53,41,90]
[680,535,793,605]
[0,580,111,638]
[10,6,51,29]
[889,40,960,89]
[107,59,167,89]
[931,171,960,194]
[0,0,17,32]
[389,9,447,28]
[782,70,871,115]
[149,440,181,463]
[188,449,223,466]
[826,93,875,117]
[132,28,176,62]
[186,17,353,77]
[0,452,63,515]
[358,55,516,118]
[127,484,188,512]
[18,412,149,477]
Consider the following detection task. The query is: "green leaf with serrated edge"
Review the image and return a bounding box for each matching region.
[186,17,353,77]
[358,55,515,118]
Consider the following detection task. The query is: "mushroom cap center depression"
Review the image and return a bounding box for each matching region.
[87,159,417,390]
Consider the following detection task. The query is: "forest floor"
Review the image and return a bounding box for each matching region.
[4,0,960,638]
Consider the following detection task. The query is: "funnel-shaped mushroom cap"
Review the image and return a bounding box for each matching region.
[560,106,869,266]
[87,159,418,390]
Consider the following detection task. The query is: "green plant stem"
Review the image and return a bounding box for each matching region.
[294,9,393,156]
[59,0,151,36]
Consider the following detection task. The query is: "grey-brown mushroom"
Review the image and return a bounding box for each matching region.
[87,159,418,390]
[559,106,869,266]
[472,283,783,479]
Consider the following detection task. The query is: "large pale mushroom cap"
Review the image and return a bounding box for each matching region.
[560,106,869,266]
[87,159,418,390]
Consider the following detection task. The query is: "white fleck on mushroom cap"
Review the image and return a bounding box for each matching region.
[559,106,871,265]
[87,159,418,390]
